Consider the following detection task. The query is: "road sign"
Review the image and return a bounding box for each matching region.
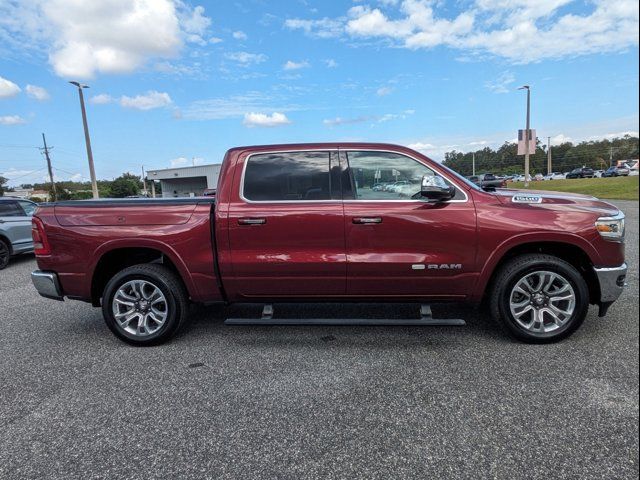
[517,129,536,155]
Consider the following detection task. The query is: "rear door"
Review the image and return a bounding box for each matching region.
[342,149,477,299]
[0,200,34,252]
[226,150,346,297]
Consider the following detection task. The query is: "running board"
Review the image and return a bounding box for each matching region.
[224,304,466,327]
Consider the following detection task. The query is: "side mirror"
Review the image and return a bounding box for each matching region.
[420,175,455,202]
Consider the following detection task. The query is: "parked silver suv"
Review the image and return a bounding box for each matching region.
[0,198,37,269]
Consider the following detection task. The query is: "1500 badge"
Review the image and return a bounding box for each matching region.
[512,194,543,204]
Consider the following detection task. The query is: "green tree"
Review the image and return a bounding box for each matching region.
[0,176,7,196]
[109,173,142,198]
[48,183,71,201]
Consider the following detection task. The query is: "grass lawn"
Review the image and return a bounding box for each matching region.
[509,175,639,200]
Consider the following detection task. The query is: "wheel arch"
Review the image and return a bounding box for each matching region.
[90,243,193,307]
[0,234,13,255]
[475,238,600,305]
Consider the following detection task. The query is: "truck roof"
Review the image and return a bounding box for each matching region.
[226,142,432,157]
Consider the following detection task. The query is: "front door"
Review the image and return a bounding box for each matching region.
[342,150,477,299]
[226,150,346,298]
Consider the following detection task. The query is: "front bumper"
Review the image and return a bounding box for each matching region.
[31,270,64,301]
[594,263,627,303]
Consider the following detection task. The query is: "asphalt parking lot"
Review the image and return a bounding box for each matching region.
[0,200,638,479]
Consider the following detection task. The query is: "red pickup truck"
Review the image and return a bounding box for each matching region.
[31,143,627,345]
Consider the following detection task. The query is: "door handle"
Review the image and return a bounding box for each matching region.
[352,217,382,224]
[238,217,266,225]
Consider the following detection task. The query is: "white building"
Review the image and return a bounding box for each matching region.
[146,164,222,197]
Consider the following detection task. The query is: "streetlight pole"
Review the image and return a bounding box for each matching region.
[519,85,531,188]
[69,81,99,198]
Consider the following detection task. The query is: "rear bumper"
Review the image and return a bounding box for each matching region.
[31,270,64,301]
[594,263,627,303]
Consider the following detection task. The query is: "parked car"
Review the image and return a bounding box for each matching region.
[565,167,595,179]
[468,173,507,190]
[533,173,544,181]
[31,143,626,345]
[543,172,565,180]
[593,170,605,178]
[0,197,37,269]
[603,166,630,177]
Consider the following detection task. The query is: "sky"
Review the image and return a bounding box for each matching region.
[0,0,638,186]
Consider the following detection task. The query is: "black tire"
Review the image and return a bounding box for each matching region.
[0,239,10,270]
[490,254,589,343]
[102,264,189,346]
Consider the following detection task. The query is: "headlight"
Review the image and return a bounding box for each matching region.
[595,212,625,240]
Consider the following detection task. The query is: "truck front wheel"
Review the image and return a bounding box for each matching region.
[102,264,189,346]
[490,254,589,343]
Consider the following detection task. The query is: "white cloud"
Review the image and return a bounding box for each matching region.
[182,92,298,121]
[90,93,114,104]
[290,0,639,63]
[0,76,21,98]
[169,156,205,168]
[180,5,211,40]
[550,133,573,145]
[601,130,640,140]
[119,91,172,110]
[0,1,213,78]
[0,115,27,125]
[225,51,268,65]
[325,59,338,68]
[485,71,515,93]
[408,142,437,152]
[283,60,310,70]
[323,116,372,126]
[376,86,393,96]
[209,36,223,44]
[243,112,291,128]
[232,30,248,40]
[284,17,345,38]
[25,84,50,100]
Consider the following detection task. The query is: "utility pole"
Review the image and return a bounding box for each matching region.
[141,165,148,197]
[69,81,99,199]
[547,136,552,175]
[472,152,476,176]
[610,147,613,167]
[518,85,531,187]
[41,133,57,200]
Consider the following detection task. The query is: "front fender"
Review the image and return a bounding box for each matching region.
[471,231,600,301]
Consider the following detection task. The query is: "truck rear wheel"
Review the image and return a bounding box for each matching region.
[490,254,589,343]
[102,264,189,346]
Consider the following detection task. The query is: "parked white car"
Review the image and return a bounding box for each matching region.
[593,169,605,178]
[543,172,565,180]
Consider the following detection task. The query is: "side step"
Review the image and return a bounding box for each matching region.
[224,304,466,327]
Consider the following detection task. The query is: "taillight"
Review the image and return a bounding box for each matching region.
[32,217,51,255]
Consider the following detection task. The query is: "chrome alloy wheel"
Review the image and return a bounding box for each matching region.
[111,280,168,336]
[509,271,576,334]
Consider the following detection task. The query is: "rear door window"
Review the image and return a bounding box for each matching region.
[243,151,332,201]
[0,201,22,217]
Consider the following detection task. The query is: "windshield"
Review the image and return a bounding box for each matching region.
[438,163,483,191]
